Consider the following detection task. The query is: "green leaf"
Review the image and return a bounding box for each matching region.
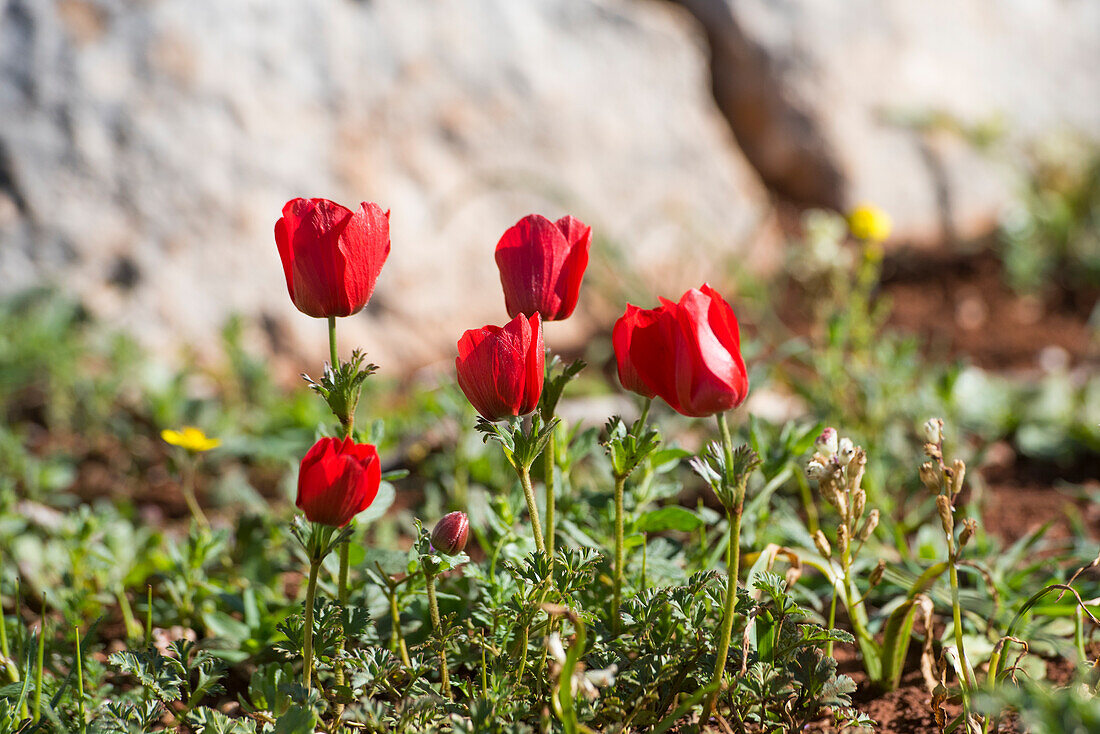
[359,481,395,523]
[637,506,704,533]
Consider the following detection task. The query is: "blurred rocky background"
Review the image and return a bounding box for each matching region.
[1,0,1097,369]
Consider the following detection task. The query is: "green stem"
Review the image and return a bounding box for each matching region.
[331,539,351,729]
[424,569,452,698]
[825,586,838,659]
[703,494,742,724]
[702,412,741,724]
[117,588,140,642]
[33,594,45,722]
[181,458,209,529]
[640,533,648,593]
[328,316,338,368]
[545,427,556,561]
[302,560,321,692]
[948,550,975,709]
[388,587,411,667]
[145,585,153,648]
[518,465,546,555]
[0,579,12,684]
[75,626,86,734]
[612,472,627,635]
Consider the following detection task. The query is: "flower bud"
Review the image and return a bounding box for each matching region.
[950,459,966,498]
[919,462,939,491]
[813,530,832,559]
[431,511,470,555]
[936,495,954,537]
[815,428,838,457]
[859,509,879,541]
[922,418,943,445]
[868,558,887,588]
[837,523,851,556]
[959,518,978,548]
[852,488,866,522]
[837,438,856,466]
[846,449,867,492]
[806,460,828,481]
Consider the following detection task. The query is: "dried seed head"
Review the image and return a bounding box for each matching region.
[924,442,943,462]
[815,428,839,457]
[959,518,978,548]
[922,418,943,445]
[869,558,887,587]
[837,438,856,466]
[919,462,939,491]
[860,509,880,541]
[936,495,954,537]
[814,530,832,559]
[951,460,967,498]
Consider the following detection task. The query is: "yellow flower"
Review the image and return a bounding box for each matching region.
[847,203,893,242]
[161,426,221,453]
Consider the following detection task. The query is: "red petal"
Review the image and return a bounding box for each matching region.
[554,216,591,320]
[612,304,658,398]
[495,214,570,320]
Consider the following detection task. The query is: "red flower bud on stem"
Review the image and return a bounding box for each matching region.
[431,511,470,555]
[275,197,390,318]
[296,437,381,527]
[456,312,545,421]
[495,214,591,321]
[612,284,748,417]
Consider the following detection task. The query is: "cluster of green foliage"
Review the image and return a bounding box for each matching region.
[1,182,1099,733]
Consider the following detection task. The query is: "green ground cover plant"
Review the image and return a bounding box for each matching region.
[0,194,1098,734]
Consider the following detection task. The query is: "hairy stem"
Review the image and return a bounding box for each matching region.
[425,569,452,698]
[389,586,411,667]
[302,560,321,692]
[612,472,627,634]
[518,464,546,555]
[702,412,742,724]
[545,427,556,561]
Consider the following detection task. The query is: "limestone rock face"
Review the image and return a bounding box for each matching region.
[678,0,1100,246]
[0,0,775,367]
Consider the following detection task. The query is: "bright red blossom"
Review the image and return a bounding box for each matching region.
[296,437,381,527]
[613,284,748,418]
[495,214,591,321]
[456,312,545,421]
[276,197,390,318]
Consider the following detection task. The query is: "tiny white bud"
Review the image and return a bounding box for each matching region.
[806,460,827,481]
[547,632,566,665]
[837,438,856,466]
[815,428,839,456]
[922,418,943,445]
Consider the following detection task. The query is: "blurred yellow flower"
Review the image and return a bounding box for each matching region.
[161,426,221,453]
[847,204,893,242]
